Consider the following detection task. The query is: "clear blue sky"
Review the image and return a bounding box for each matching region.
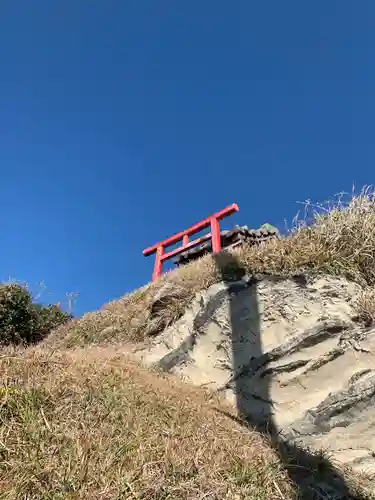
[0,1,373,315]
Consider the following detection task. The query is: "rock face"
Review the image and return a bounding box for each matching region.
[133,273,375,475]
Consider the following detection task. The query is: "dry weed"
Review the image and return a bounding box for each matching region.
[49,187,375,347]
[353,287,375,326]
[0,347,294,499]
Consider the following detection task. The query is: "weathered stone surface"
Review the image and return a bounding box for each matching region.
[133,273,375,478]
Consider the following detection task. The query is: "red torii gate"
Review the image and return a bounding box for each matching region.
[142,203,239,281]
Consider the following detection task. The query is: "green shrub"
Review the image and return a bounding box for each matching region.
[0,283,72,345]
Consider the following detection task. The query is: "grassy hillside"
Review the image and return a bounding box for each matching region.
[0,347,296,499]
[2,188,375,499]
[47,187,375,349]
[1,346,374,500]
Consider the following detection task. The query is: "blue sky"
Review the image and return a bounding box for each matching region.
[0,1,373,315]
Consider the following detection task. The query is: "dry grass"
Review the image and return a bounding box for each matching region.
[47,187,375,348]
[352,287,375,326]
[0,346,296,499]
[1,346,374,500]
[3,188,375,499]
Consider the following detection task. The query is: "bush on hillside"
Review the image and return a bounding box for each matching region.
[0,283,72,345]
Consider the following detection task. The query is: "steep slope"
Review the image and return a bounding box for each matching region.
[0,347,294,499]
[131,273,375,475]
[11,188,375,498]
[1,346,374,499]
[47,188,375,350]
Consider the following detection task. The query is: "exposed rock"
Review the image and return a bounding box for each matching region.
[132,273,375,478]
